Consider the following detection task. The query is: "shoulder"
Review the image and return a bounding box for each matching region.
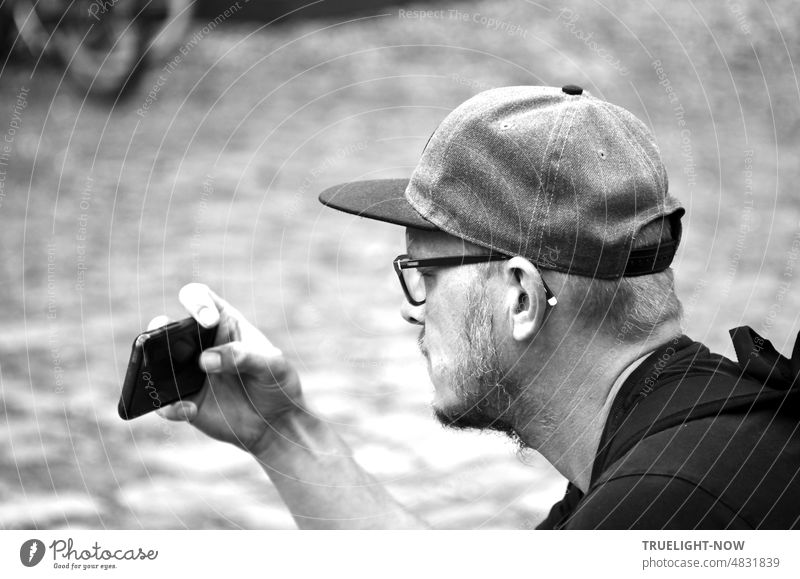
[563,473,749,529]
[582,413,800,529]
[583,334,800,529]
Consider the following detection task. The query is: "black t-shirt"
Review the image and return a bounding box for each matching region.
[537,336,800,529]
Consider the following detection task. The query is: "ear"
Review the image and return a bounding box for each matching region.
[502,257,548,342]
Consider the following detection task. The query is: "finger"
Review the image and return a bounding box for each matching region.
[204,286,279,347]
[181,283,280,354]
[147,315,172,331]
[204,286,249,324]
[180,283,270,342]
[200,340,286,379]
[178,283,222,328]
[156,401,198,422]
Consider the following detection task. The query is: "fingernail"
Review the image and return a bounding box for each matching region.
[178,402,196,421]
[201,351,221,372]
[197,306,218,328]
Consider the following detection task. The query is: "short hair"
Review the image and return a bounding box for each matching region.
[544,220,683,342]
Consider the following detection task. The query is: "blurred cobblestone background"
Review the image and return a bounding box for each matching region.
[1,0,799,529]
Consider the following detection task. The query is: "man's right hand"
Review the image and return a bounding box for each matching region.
[151,283,305,456]
[149,284,427,529]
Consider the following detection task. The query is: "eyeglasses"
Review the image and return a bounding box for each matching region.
[393,253,558,307]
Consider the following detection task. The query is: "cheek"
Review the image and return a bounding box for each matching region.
[421,272,480,354]
[425,278,466,323]
[422,313,466,379]
[420,305,455,357]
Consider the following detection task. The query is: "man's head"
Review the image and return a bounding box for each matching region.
[400,227,552,440]
[319,85,685,440]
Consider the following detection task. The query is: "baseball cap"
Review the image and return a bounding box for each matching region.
[319,85,684,279]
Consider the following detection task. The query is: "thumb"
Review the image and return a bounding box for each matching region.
[156,401,198,422]
[179,283,222,328]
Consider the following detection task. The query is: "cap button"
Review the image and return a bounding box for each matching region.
[562,84,583,96]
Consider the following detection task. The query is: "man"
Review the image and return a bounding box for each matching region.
[155,85,800,529]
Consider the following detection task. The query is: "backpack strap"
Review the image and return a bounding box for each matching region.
[730,326,800,390]
[591,328,800,487]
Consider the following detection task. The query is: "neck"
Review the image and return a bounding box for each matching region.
[512,324,682,493]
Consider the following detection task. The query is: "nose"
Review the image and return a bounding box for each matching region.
[400,299,424,325]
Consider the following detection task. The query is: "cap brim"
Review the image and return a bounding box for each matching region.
[318,179,438,231]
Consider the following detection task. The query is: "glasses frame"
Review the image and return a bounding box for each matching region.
[393,253,558,308]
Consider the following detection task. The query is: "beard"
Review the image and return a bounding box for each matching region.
[422,283,522,444]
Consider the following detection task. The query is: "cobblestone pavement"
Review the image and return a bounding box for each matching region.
[1,0,799,529]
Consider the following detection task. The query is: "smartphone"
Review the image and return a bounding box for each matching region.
[118,317,218,420]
